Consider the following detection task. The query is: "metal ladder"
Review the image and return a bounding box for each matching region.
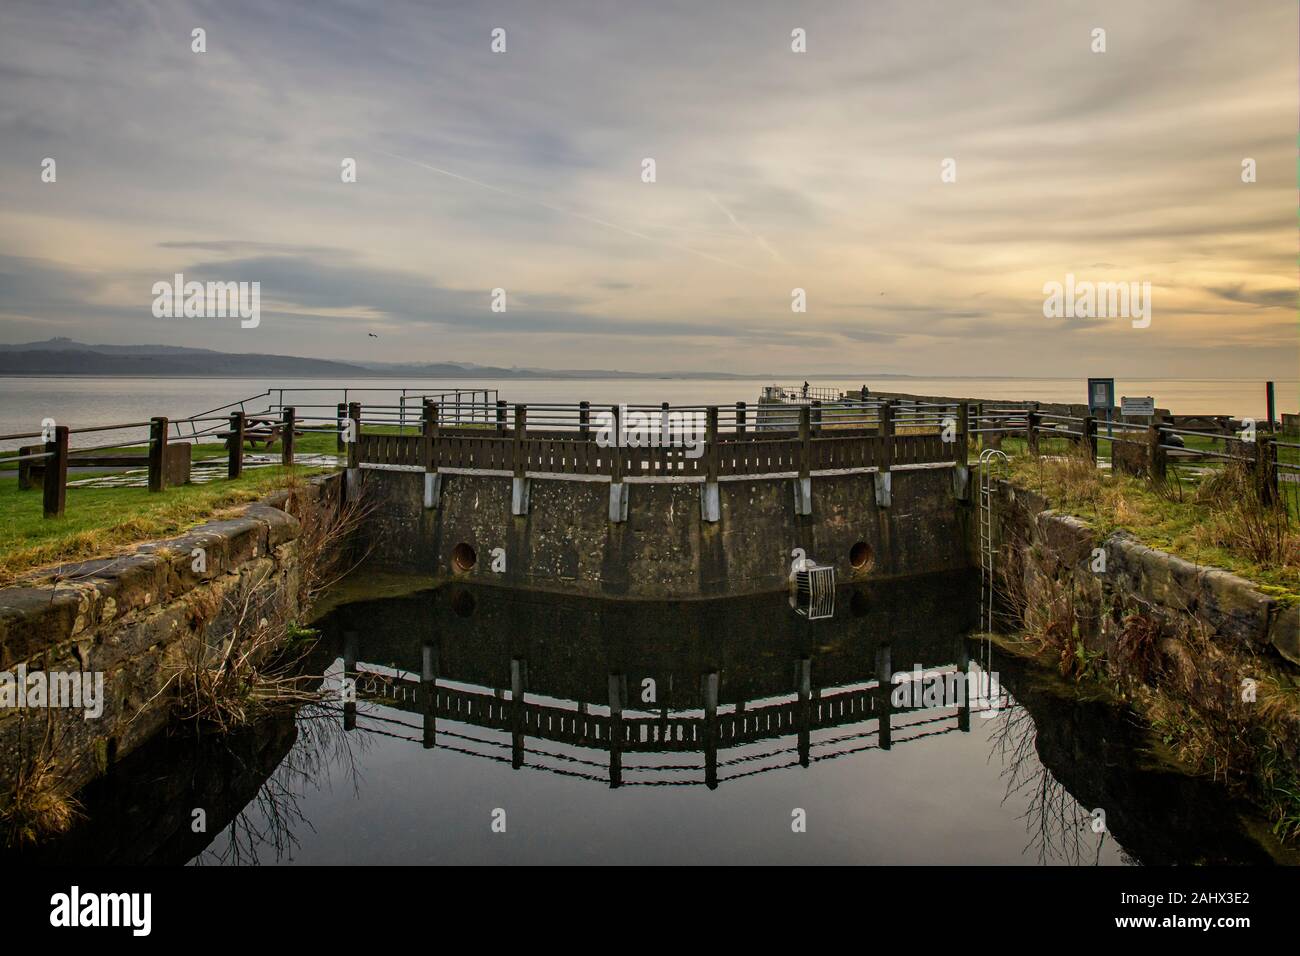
[978,448,1009,635]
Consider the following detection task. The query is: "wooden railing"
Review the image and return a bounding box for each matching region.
[352,399,967,479]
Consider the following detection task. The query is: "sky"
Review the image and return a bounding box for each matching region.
[0,0,1295,377]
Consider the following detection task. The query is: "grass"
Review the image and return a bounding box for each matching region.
[996,445,1299,597]
[0,465,333,586]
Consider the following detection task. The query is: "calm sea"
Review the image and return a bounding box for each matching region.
[0,375,1294,451]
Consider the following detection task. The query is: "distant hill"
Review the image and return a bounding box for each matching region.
[0,339,766,379]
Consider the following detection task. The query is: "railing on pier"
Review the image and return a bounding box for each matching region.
[348,398,968,480]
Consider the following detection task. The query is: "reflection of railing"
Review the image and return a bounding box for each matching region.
[344,652,1008,789]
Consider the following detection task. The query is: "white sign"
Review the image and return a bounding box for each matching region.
[1120,396,1155,417]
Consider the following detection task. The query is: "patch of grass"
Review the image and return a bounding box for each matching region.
[1003,449,1299,596]
[0,719,81,847]
[0,465,332,586]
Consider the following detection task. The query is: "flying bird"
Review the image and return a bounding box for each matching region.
[367,332,379,338]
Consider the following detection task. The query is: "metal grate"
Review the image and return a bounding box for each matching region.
[793,564,836,620]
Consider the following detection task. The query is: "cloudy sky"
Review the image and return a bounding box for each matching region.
[0,0,1294,376]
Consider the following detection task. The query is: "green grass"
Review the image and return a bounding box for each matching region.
[999,449,1298,598]
[0,465,332,585]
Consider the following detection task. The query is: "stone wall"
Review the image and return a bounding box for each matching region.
[989,481,1298,666]
[355,464,972,598]
[0,474,341,803]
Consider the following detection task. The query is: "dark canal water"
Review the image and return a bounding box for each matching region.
[13,571,1284,865]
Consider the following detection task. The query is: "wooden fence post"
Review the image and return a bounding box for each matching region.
[811,399,822,434]
[43,425,68,519]
[496,400,507,434]
[17,445,36,491]
[1025,404,1040,456]
[609,405,623,483]
[879,401,894,471]
[1083,414,1097,464]
[736,401,747,436]
[955,402,969,465]
[422,400,439,471]
[579,401,590,438]
[336,403,346,453]
[347,402,361,470]
[705,406,719,483]
[1256,436,1279,506]
[798,405,812,481]
[1146,422,1167,482]
[228,411,245,479]
[281,406,296,466]
[148,416,168,492]
[512,405,527,480]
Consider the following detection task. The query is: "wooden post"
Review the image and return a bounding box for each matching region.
[879,401,894,471]
[811,399,822,434]
[955,402,969,465]
[496,400,507,434]
[336,403,346,453]
[1266,381,1276,431]
[422,400,439,471]
[346,402,361,470]
[705,406,719,483]
[608,405,622,482]
[579,400,590,438]
[1025,405,1040,456]
[228,411,245,479]
[281,406,296,466]
[148,416,168,492]
[17,445,36,491]
[1083,414,1098,464]
[1147,422,1167,482]
[42,425,68,519]
[798,404,812,481]
[512,405,527,479]
[1256,437,1279,506]
[736,401,747,436]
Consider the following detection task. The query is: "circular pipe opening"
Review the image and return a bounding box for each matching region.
[849,541,874,571]
[450,588,477,618]
[451,542,477,573]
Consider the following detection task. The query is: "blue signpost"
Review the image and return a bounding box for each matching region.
[1088,377,1115,438]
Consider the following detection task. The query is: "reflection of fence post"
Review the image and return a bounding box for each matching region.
[43,425,68,519]
[228,412,244,479]
[799,405,812,478]
[1146,422,1166,482]
[281,406,295,466]
[421,640,438,749]
[148,416,168,493]
[1256,437,1278,506]
[874,643,892,750]
[703,671,719,790]
[796,658,811,768]
[607,673,623,789]
[17,445,36,491]
[512,405,530,516]
[343,630,357,732]
[1083,413,1097,465]
[511,658,527,770]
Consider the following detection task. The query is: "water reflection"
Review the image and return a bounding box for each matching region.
[6,570,1282,865]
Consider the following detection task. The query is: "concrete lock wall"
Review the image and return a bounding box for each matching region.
[354,464,973,597]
